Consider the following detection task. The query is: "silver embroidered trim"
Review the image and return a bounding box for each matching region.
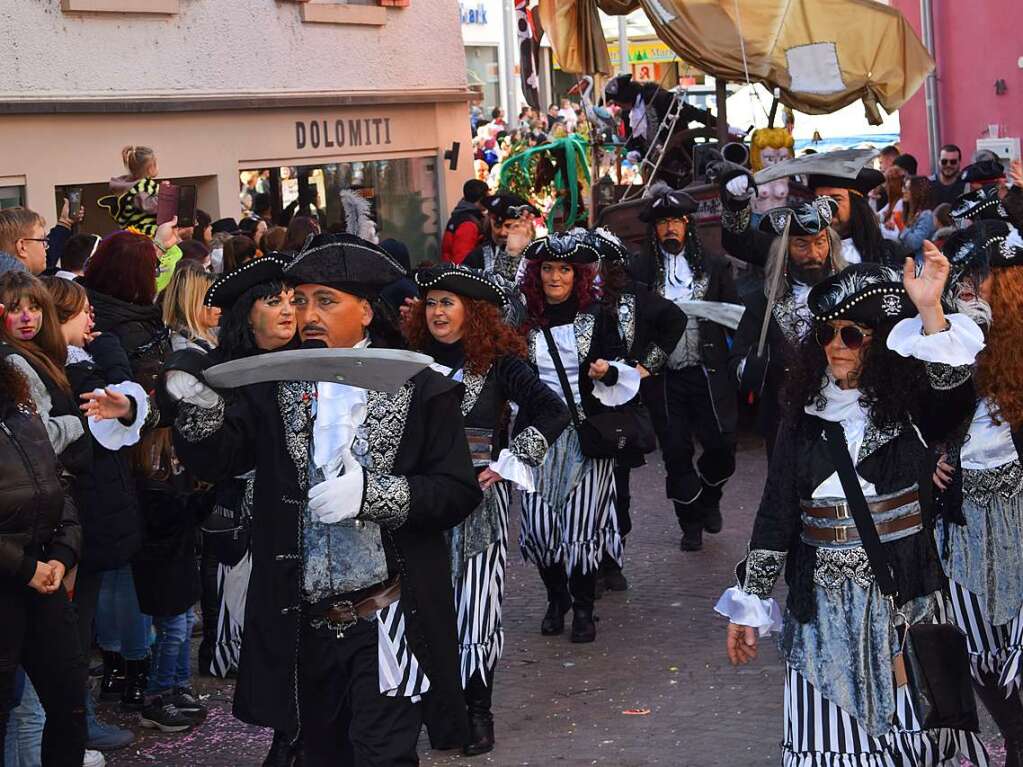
[364,384,414,473]
[143,401,161,431]
[460,367,489,417]
[642,343,669,375]
[510,425,549,467]
[739,548,787,599]
[175,398,225,443]
[813,547,873,592]
[574,312,595,362]
[691,274,710,303]
[721,205,751,234]
[964,460,1023,502]
[926,362,971,391]
[771,288,812,345]
[277,381,314,490]
[527,328,538,365]
[361,472,410,530]
[857,419,902,464]
[617,294,637,350]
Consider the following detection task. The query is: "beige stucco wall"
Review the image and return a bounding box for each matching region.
[0,0,467,98]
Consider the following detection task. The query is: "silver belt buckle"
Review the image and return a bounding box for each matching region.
[834,526,849,544]
[835,501,850,520]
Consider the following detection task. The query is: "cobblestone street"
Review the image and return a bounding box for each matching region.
[104,436,996,766]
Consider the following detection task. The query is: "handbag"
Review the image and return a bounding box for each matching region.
[541,326,656,459]
[200,478,251,567]
[818,418,979,732]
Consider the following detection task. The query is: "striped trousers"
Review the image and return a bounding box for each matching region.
[782,666,988,766]
[943,577,1023,694]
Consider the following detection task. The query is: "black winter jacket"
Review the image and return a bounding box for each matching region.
[86,288,170,395]
[0,407,81,584]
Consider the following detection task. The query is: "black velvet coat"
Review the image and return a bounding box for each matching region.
[173,367,481,745]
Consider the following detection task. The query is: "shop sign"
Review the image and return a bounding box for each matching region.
[553,40,681,70]
[460,2,488,25]
[295,117,393,150]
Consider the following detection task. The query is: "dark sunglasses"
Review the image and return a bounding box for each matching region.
[815,323,872,349]
[940,158,960,166]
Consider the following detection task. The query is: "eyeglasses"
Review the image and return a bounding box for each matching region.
[20,238,49,250]
[940,158,960,166]
[815,323,872,349]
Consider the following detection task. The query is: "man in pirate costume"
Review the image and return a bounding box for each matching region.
[169,233,481,766]
[720,163,906,266]
[586,227,687,587]
[628,186,741,552]
[932,218,1023,764]
[463,193,539,282]
[718,252,990,766]
[728,197,846,458]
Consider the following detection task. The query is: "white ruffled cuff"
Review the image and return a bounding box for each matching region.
[87,381,150,450]
[713,586,783,637]
[886,313,985,366]
[489,449,535,492]
[592,361,641,407]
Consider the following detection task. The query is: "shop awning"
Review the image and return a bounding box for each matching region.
[538,0,934,124]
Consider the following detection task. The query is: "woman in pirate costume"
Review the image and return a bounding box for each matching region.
[718,246,990,766]
[518,232,639,643]
[405,264,569,756]
[933,219,1023,765]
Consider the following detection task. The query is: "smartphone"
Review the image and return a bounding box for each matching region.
[66,187,83,218]
[156,182,178,225]
[176,184,197,229]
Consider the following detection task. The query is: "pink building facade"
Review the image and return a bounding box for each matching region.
[891,0,1023,175]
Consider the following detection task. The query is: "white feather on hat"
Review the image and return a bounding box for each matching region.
[339,189,378,243]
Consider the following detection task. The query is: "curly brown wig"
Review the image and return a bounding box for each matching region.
[976,267,1023,430]
[519,259,599,329]
[405,294,526,375]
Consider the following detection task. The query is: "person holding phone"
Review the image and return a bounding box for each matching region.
[99,146,161,236]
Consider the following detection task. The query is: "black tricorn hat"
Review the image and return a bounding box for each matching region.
[976,220,1023,269]
[586,227,631,262]
[943,225,990,285]
[285,233,406,298]
[522,231,601,264]
[961,160,1006,184]
[758,197,838,237]
[414,264,507,307]
[482,193,539,222]
[807,167,885,197]
[204,252,293,308]
[808,263,914,325]
[638,188,698,223]
[949,185,1011,223]
[211,218,240,236]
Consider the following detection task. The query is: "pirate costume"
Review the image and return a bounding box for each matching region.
[628,188,741,551]
[934,219,1023,763]
[716,263,989,766]
[171,234,480,765]
[463,193,539,283]
[519,233,636,642]
[729,198,845,458]
[414,264,569,755]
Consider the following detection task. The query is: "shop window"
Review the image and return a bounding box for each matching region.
[243,156,440,266]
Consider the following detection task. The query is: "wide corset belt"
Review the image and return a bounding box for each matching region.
[799,490,921,547]
[465,427,494,467]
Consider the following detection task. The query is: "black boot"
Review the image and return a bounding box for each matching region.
[263,730,297,767]
[600,553,628,592]
[462,671,495,756]
[973,671,1023,766]
[99,650,125,702]
[700,483,724,534]
[569,568,597,643]
[120,656,150,711]
[538,565,572,636]
[675,500,704,551]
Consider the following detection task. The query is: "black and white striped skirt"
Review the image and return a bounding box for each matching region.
[783,666,988,766]
[454,482,510,686]
[377,602,430,699]
[943,577,1023,693]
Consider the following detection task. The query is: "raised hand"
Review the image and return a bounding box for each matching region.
[903,243,948,334]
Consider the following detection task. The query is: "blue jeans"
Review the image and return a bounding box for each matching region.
[3,675,44,767]
[96,566,152,660]
[147,610,194,695]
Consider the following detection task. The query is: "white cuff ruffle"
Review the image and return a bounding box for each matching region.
[592,361,641,407]
[713,586,783,637]
[886,313,985,366]
[87,381,150,450]
[489,449,535,492]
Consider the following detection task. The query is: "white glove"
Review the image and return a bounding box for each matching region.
[307,449,364,525]
[165,370,220,408]
[725,174,751,199]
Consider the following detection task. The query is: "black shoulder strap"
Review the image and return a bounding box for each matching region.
[817,417,899,598]
[540,326,582,429]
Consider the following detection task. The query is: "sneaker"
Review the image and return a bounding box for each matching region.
[83,749,107,767]
[166,687,207,723]
[139,697,192,733]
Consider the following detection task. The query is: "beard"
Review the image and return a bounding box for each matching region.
[789,261,831,286]
[659,237,683,254]
[955,296,993,328]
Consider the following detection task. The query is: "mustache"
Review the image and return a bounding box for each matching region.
[301,323,327,335]
[790,262,832,286]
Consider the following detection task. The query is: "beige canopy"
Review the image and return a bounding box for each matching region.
[539,0,934,124]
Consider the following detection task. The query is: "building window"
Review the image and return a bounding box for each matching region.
[465,46,500,115]
[0,186,25,210]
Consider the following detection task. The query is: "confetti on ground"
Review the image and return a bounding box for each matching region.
[621,709,651,716]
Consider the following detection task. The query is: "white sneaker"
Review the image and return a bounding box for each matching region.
[83,749,107,767]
